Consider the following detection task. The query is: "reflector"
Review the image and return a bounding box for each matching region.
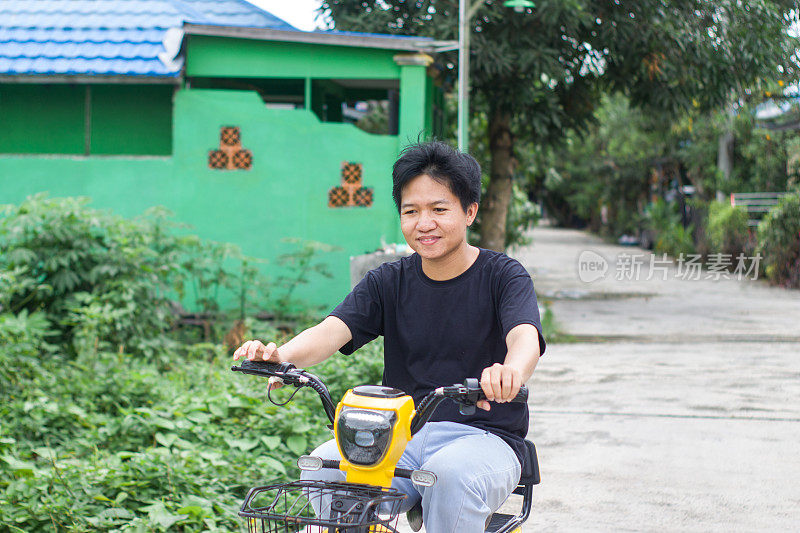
[297,455,323,471]
[410,469,437,487]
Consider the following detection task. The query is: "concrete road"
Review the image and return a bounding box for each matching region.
[510,226,800,532]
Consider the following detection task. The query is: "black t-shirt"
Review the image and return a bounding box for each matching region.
[330,248,546,465]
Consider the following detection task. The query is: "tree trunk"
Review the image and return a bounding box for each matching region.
[479,108,514,252]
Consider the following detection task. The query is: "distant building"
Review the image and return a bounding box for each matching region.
[0,0,449,306]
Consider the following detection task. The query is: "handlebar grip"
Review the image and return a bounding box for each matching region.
[231,359,296,378]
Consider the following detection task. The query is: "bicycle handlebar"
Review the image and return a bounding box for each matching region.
[409,378,529,435]
[231,362,529,436]
[231,360,337,424]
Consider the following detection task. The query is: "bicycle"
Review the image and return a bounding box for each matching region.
[231,359,540,533]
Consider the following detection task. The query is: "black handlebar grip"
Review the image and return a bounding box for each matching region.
[231,359,297,378]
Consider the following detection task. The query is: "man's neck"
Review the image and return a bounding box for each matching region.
[420,244,480,281]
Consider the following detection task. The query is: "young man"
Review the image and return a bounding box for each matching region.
[233,141,545,533]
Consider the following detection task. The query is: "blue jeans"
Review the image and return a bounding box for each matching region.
[301,421,522,533]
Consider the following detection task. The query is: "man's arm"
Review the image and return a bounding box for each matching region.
[232,316,353,369]
[478,323,541,410]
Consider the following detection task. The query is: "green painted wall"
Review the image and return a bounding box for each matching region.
[0,88,412,308]
[1,37,436,309]
[170,88,402,307]
[186,36,402,80]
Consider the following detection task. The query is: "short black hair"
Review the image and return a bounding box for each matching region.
[392,141,481,213]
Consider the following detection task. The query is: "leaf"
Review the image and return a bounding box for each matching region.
[186,412,211,424]
[99,508,134,520]
[144,502,188,529]
[151,416,175,430]
[93,494,113,503]
[2,455,35,477]
[224,438,259,451]
[32,446,56,459]
[176,505,204,518]
[262,456,287,475]
[260,435,281,450]
[154,432,178,448]
[173,438,194,450]
[286,435,307,456]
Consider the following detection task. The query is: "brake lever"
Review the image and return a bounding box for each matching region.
[438,378,483,415]
[457,378,483,415]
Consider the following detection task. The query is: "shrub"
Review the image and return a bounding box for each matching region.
[643,199,696,258]
[705,201,751,258]
[0,195,181,355]
[756,193,800,288]
[0,336,385,532]
[0,195,269,356]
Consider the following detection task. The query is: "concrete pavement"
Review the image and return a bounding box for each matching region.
[511,226,800,532]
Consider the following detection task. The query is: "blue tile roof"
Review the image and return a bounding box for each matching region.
[0,0,298,78]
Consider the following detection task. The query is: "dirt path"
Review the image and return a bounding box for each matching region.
[510,226,800,532]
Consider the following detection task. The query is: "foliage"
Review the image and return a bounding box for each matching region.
[671,97,797,199]
[274,238,342,319]
[0,334,385,532]
[0,195,380,531]
[321,0,799,249]
[756,192,800,287]
[705,201,751,258]
[643,199,695,258]
[355,100,391,135]
[539,303,576,344]
[540,94,668,234]
[463,109,541,247]
[470,182,540,248]
[0,195,270,356]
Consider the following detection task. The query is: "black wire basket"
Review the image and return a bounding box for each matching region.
[239,479,405,533]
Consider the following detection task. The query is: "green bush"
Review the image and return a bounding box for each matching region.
[705,201,751,258]
[756,193,800,287]
[0,195,382,531]
[643,199,696,258]
[0,337,385,532]
[0,195,267,356]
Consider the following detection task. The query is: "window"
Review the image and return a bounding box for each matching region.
[0,83,174,156]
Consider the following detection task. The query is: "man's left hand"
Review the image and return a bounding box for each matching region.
[477,363,522,411]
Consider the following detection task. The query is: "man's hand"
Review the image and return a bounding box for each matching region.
[477,363,522,411]
[233,340,285,389]
[233,339,281,362]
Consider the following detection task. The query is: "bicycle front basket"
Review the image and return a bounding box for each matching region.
[239,479,405,533]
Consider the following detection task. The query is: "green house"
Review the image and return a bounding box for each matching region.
[0,0,449,307]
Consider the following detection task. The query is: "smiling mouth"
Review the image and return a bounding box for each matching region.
[418,236,440,244]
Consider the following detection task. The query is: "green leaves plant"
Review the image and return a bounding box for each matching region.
[0,195,386,531]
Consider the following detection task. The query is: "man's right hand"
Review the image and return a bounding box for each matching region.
[233,340,280,362]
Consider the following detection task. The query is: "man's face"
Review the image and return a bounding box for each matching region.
[399,174,478,262]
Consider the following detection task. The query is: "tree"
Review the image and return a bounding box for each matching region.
[320,0,798,250]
